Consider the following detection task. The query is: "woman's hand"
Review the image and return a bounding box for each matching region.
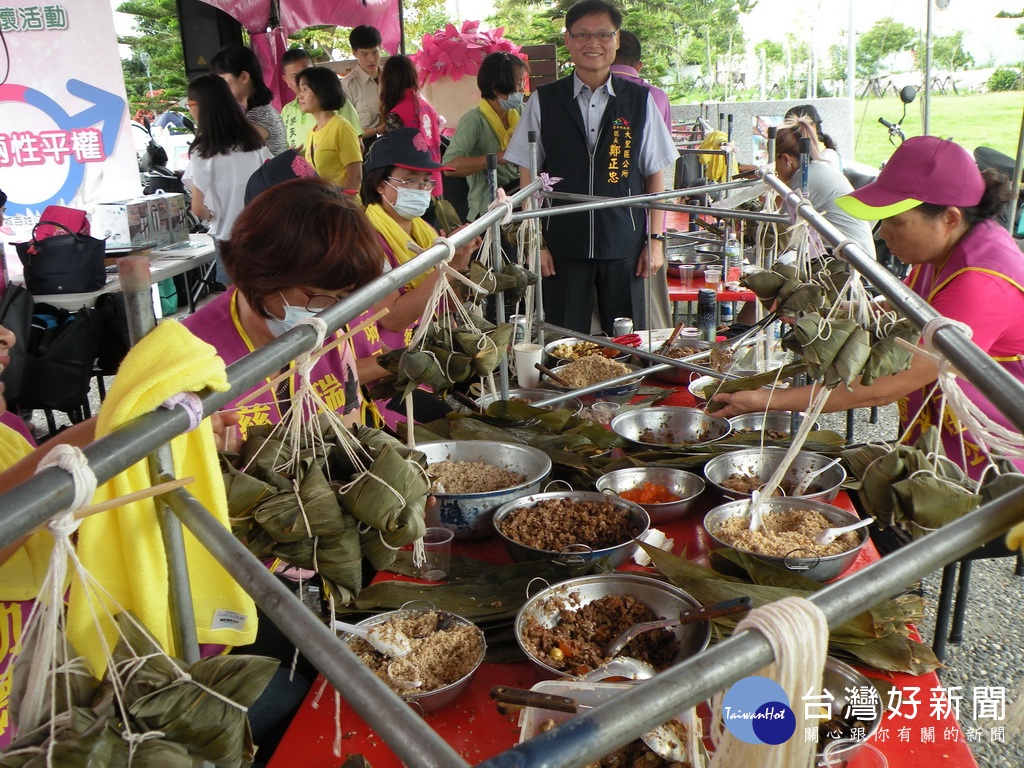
[441,225,481,272]
[708,389,769,419]
[211,410,242,453]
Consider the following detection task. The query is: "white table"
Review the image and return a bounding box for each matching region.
[27,234,216,313]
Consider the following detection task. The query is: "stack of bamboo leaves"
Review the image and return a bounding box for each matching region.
[222,420,428,603]
[1,614,277,768]
[639,542,941,676]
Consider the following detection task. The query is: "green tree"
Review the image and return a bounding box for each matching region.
[117,0,187,118]
[487,0,754,97]
[856,17,916,78]
[924,31,975,72]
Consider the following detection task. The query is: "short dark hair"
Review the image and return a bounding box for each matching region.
[187,75,264,158]
[917,169,1013,227]
[360,166,392,207]
[565,0,622,32]
[209,43,274,110]
[349,25,382,52]
[477,52,526,100]
[282,48,313,67]
[0,188,6,208]
[614,30,641,66]
[223,178,383,318]
[297,66,346,112]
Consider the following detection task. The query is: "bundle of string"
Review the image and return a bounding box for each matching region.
[9,445,250,764]
[708,597,828,768]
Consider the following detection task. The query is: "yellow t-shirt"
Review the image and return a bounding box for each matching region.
[303,115,362,188]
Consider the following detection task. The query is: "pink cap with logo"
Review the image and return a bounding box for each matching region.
[836,135,984,220]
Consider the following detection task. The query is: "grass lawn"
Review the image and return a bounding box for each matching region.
[848,91,1023,169]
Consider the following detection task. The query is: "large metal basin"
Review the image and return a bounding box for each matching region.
[339,607,485,713]
[703,497,868,582]
[704,446,845,502]
[421,441,552,539]
[476,387,584,416]
[611,406,732,450]
[493,490,649,568]
[514,573,711,677]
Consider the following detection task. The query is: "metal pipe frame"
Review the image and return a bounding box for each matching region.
[161,487,470,768]
[0,179,543,550]
[761,169,1024,435]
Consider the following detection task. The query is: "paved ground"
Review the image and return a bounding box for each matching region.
[28,377,1023,765]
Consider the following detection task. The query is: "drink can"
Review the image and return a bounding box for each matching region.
[613,317,634,337]
[720,302,734,325]
[510,314,528,345]
[697,289,717,342]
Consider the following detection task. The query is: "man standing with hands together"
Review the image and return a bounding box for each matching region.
[504,0,677,334]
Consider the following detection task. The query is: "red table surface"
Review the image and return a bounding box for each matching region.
[668,273,756,304]
[269,485,978,767]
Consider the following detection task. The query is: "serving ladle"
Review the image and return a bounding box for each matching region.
[790,456,843,496]
[490,686,693,762]
[603,596,752,658]
[814,517,873,547]
[333,619,412,658]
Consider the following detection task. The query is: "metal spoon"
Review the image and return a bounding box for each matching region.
[604,596,752,658]
[490,686,692,762]
[333,619,412,658]
[814,517,873,547]
[790,456,843,496]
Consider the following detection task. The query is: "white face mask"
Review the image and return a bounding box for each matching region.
[499,92,524,111]
[385,181,432,220]
[264,294,319,338]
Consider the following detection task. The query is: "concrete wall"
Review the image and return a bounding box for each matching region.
[669,98,856,165]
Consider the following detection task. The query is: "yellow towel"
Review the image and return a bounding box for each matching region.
[697,130,738,184]
[365,202,438,289]
[67,321,257,674]
[0,424,55,601]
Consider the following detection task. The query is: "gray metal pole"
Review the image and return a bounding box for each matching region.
[478,484,1024,768]
[528,132,547,349]
[1009,104,1024,235]
[487,152,510,396]
[161,488,470,768]
[118,256,200,664]
[924,0,933,136]
[762,170,1024,436]
[518,192,787,227]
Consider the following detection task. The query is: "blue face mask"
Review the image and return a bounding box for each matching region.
[386,182,432,220]
[265,294,319,338]
[499,92,524,111]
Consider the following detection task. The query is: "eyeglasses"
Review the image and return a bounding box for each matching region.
[299,288,346,312]
[387,176,437,190]
[567,30,617,42]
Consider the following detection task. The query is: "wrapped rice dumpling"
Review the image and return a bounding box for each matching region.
[790,314,857,380]
[824,326,873,388]
[861,318,918,386]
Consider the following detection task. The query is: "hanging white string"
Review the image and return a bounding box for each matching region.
[709,597,828,768]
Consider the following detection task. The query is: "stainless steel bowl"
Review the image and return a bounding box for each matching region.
[647,340,713,385]
[476,387,584,416]
[703,497,868,582]
[492,490,650,567]
[340,607,486,713]
[666,250,720,277]
[815,657,884,765]
[704,447,846,502]
[514,573,711,677]
[549,362,645,404]
[544,337,630,368]
[421,441,552,539]
[610,406,732,450]
[727,412,819,438]
[594,467,706,525]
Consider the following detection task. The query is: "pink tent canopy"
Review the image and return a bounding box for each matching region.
[197,0,401,109]
[197,0,401,52]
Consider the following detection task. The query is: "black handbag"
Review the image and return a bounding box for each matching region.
[15,221,108,295]
[0,283,33,403]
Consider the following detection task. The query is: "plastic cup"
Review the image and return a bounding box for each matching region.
[514,342,543,387]
[679,264,696,289]
[704,267,722,292]
[419,527,454,582]
[587,401,620,425]
[822,740,888,768]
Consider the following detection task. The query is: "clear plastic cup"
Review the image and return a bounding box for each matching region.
[586,401,620,425]
[679,264,696,289]
[704,267,723,292]
[822,740,888,768]
[419,527,454,582]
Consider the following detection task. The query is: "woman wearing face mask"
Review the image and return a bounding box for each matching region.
[355,128,479,429]
[183,178,382,434]
[443,52,528,222]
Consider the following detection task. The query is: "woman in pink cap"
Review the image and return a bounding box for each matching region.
[714,135,1024,479]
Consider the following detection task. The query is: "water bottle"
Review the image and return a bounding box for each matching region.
[697,289,717,343]
[724,234,742,290]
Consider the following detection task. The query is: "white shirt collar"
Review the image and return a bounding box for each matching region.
[572,72,615,98]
